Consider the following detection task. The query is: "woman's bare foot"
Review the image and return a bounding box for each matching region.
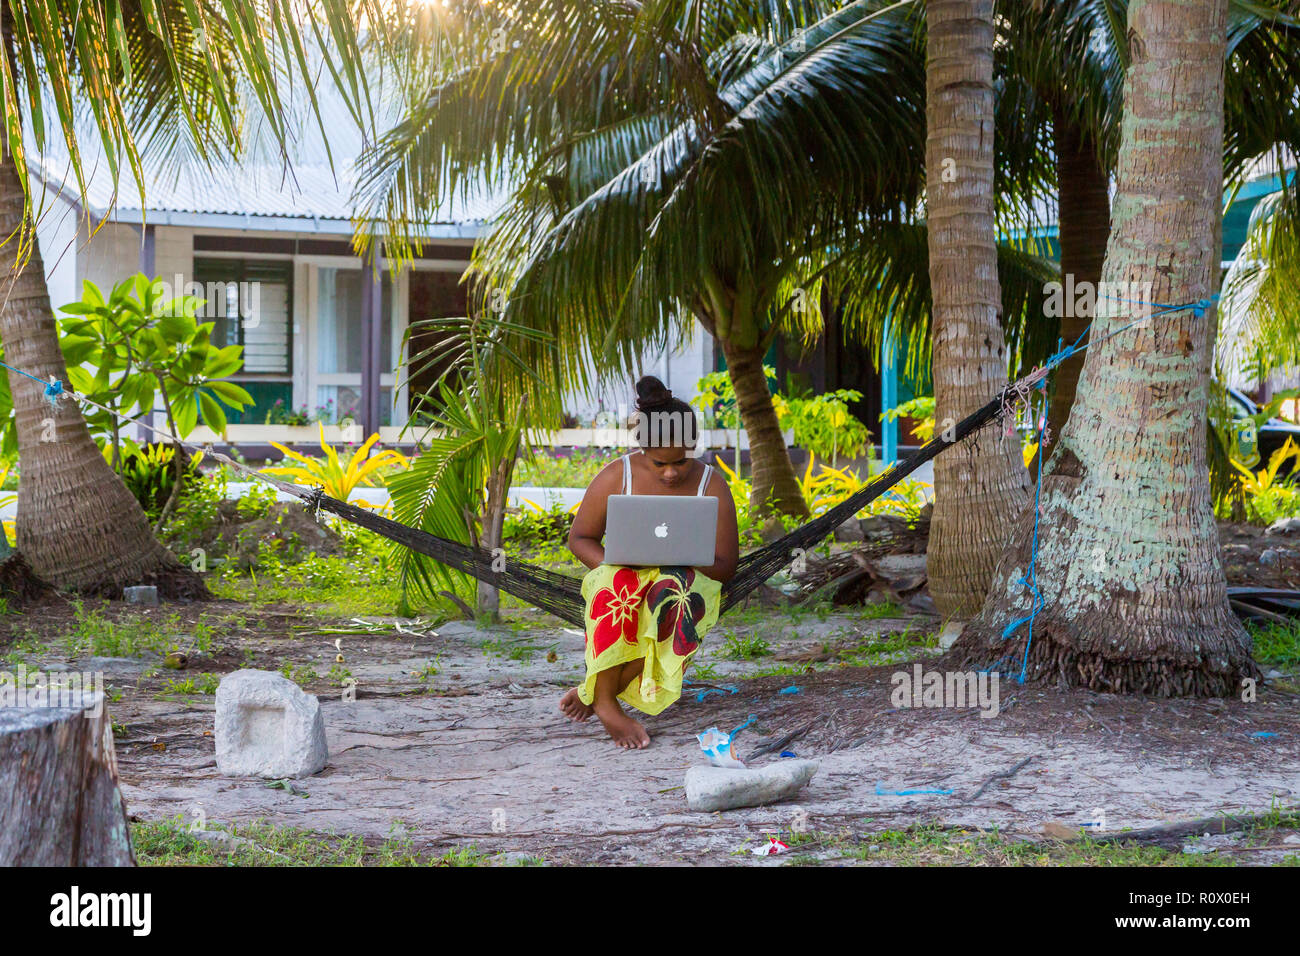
[558,688,594,722]
[593,699,651,749]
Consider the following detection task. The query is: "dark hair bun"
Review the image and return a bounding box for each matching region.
[634,375,673,411]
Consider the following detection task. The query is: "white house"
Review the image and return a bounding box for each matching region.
[30,142,716,449]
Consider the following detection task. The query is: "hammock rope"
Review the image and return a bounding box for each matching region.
[0,293,1214,627]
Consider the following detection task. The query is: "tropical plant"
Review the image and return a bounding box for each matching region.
[781,389,871,467]
[263,425,409,506]
[881,395,936,441]
[387,314,553,619]
[118,444,202,521]
[1229,438,1300,525]
[0,0,383,596]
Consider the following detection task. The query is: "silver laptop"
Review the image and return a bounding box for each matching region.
[604,495,718,567]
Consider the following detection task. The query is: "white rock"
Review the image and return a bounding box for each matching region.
[685,759,819,812]
[123,586,159,605]
[938,620,966,650]
[215,670,327,779]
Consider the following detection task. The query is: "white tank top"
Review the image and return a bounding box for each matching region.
[622,451,712,497]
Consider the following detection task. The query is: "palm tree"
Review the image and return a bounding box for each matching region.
[357,0,923,518]
[953,0,1258,695]
[997,0,1300,444]
[0,1,378,595]
[922,0,1032,616]
[358,0,1057,522]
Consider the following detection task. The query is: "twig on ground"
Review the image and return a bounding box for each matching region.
[1089,808,1300,848]
[967,756,1035,802]
[746,719,817,762]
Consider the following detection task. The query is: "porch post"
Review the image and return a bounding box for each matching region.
[880,320,898,465]
[359,251,383,438]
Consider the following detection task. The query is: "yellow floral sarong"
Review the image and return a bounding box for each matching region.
[575,565,722,716]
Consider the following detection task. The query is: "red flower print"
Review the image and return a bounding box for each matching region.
[589,568,649,656]
[647,567,708,657]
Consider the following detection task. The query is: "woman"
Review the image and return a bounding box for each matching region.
[560,376,739,749]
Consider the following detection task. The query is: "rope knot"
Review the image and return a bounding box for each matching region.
[43,377,65,407]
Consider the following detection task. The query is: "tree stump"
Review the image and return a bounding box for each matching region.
[0,690,135,865]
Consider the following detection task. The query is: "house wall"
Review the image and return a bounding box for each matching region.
[561,325,715,426]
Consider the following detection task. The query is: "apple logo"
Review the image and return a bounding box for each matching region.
[654,523,669,538]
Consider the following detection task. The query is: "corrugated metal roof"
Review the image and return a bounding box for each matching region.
[30,153,503,234]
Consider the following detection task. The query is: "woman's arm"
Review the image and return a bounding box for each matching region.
[567,462,622,570]
[698,471,740,583]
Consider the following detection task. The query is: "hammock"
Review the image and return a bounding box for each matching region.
[273,388,1012,627]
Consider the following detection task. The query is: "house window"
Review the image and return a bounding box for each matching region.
[317,268,394,375]
[192,257,293,424]
[193,258,293,375]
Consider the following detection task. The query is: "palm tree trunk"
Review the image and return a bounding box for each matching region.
[953,0,1256,696]
[1047,111,1111,445]
[0,156,205,599]
[719,337,809,519]
[924,0,1031,617]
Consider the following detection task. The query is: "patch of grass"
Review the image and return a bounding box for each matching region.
[63,600,176,658]
[748,662,815,679]
[279,661,319,687]
[158,673,220,697]
[855,601,905,621]
[687,659,721,681]
[1248,619,1300,671]
[721,633,773,661]
[211,569,407,618]
[768,825,1210,867]
[132,817,510,867]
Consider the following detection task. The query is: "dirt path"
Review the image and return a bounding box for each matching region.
[34,600,1291,865]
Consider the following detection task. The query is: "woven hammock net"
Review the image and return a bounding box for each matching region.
[290,393,1008,627]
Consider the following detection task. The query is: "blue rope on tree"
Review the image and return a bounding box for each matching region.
[0,359,67,408]
[992,293,1219,683]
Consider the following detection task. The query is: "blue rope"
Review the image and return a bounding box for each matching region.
[0,360,67,407]
[993,293,1219,683]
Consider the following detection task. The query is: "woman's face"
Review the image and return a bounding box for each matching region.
[643,445,696,489]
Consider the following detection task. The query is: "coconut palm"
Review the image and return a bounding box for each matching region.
[996,0,1300,443]
[357,0,1057,522]
[0,1,381,596]
[921,0,1033,617]
[954,0,1259,696]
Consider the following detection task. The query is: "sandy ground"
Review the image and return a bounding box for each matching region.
[42,600,1295,865]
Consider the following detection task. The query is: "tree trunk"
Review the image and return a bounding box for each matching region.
[719,337,809,519]
[0,156,206,599]
[476,454,512,621]
[924,0,1031,617]
[1046,111,1111,446]
[0,692,135,865]
[952,0,1257,696]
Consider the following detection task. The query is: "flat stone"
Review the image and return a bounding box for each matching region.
[123,586,159,606]
[937,620,966,651]
[874,553,928,579]
[684,759,819,812]
[215,670,327,779]
[833,519,864,543]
